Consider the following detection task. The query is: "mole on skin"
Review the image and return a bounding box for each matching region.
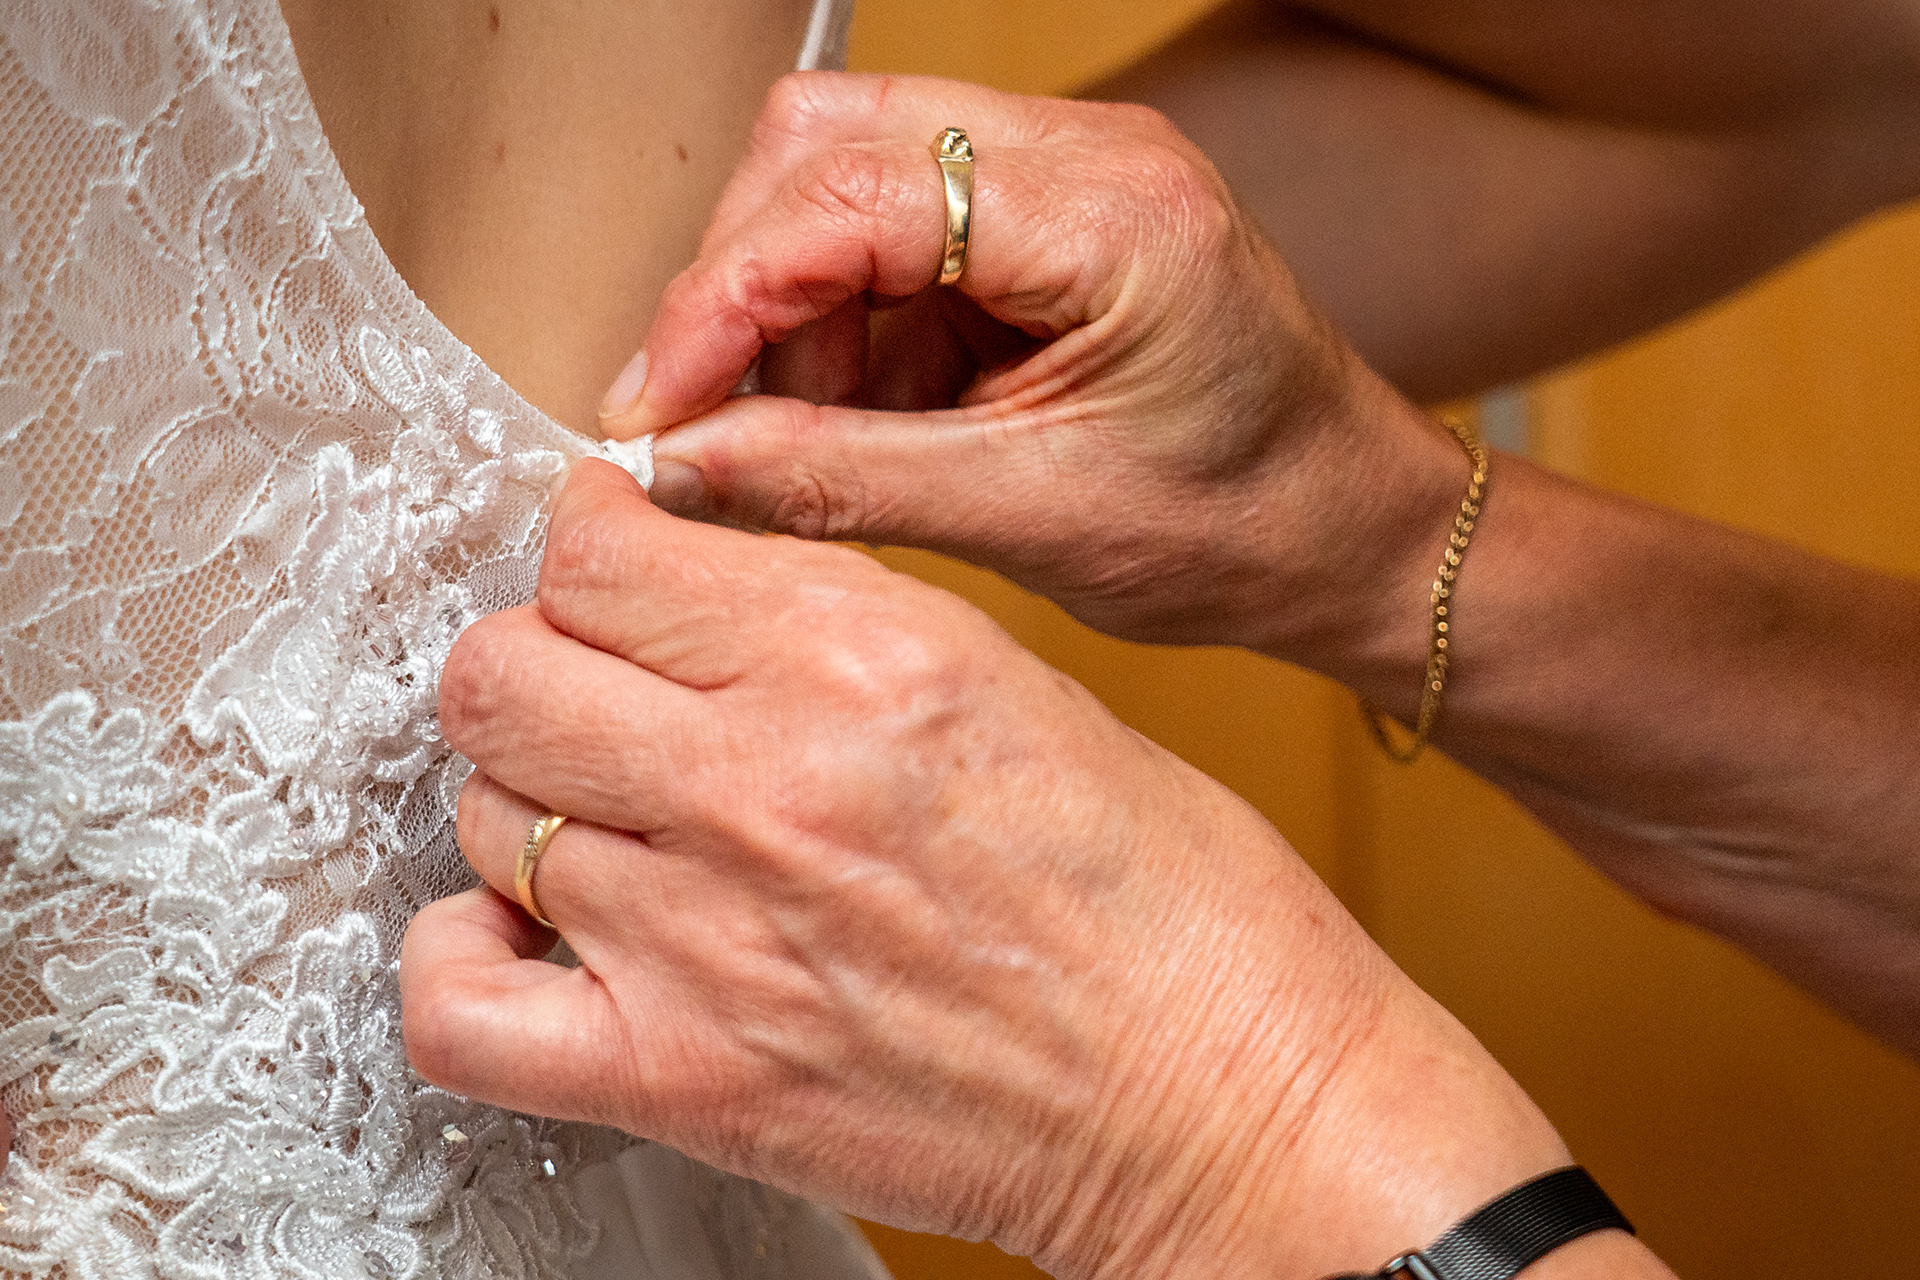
[487,5,500,33]
[676,144,690,163]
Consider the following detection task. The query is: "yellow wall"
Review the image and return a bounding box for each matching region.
[848,0,1217,96]
[845,4,1920,1278]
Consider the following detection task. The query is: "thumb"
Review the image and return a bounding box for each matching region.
[648,395,1034,549]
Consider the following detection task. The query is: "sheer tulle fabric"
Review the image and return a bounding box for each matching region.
[0,0,881,1275]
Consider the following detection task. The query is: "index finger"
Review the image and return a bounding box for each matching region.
[602,87,1183,440]
[604,133,1135,440]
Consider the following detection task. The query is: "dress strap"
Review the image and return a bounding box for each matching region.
[798,0,855,70]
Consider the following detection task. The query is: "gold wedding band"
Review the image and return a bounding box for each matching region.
[516,813,568,929]
[930,127,974,286]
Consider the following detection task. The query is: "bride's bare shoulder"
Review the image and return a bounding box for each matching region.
[280,0,818,434]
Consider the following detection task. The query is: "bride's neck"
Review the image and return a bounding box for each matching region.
[280,0,813,436]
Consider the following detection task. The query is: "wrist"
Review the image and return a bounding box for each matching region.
[1237,364,1470,699]
[1073,982,1576,1280]
[1204,981,1577,1280]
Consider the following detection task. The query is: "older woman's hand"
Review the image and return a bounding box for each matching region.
[397,462,1609,1280]
[600,72,1464,661]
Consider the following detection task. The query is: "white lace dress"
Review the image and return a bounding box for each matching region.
[0,0,885,1276]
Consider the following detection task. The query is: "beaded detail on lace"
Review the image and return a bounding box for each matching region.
[0,0,856,1276]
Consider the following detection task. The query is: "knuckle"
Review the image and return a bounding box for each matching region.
[722,253,812,344]
[539,503,631,608]
[539,506,599,592]
[765,465,842,541]
[1129,140,1226,224]
[758,71,893,144]
[757,409,871,541]
[711,250,853,350]
[794,144,894,227]
[1087,98,1179,141]
[768,475,830,541]
[758,72,828,139]
[1119,150,1238,271]
[812,588,973,719]
[438,622,510,749]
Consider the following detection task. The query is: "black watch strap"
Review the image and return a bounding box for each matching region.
[1329,1166,1635,1280]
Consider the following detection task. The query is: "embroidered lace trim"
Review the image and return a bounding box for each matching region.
[0,0,871,1276]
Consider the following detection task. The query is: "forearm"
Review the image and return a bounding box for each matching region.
[1258,386,1920,1050]
[1092,0,1920,400]
[1016,793,1671,1280]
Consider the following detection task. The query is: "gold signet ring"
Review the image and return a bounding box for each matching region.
[515,813,568,929]
[930,127,974,286]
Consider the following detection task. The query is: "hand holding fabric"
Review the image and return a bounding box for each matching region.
[398,462,1605,1279]
[601,72,1463,659]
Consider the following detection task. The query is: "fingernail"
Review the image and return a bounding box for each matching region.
[599,350,649,420]
[648,460,709,515]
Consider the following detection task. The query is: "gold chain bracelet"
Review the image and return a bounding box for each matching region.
[1360,416,1488,763]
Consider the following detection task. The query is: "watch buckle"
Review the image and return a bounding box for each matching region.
[1382,1252,1444,1280]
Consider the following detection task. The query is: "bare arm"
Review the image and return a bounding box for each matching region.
[1269,395,1920,1051]
[1090,0,1920,1041]
[1094,0,1920,398]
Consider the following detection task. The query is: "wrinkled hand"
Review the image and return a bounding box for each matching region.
[602,73,1460,656]
[400,463,1571,1279]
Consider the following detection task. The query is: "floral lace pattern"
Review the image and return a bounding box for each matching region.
[0,0,871,1276]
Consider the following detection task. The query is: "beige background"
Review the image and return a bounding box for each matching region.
[841,4,1920,1277]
